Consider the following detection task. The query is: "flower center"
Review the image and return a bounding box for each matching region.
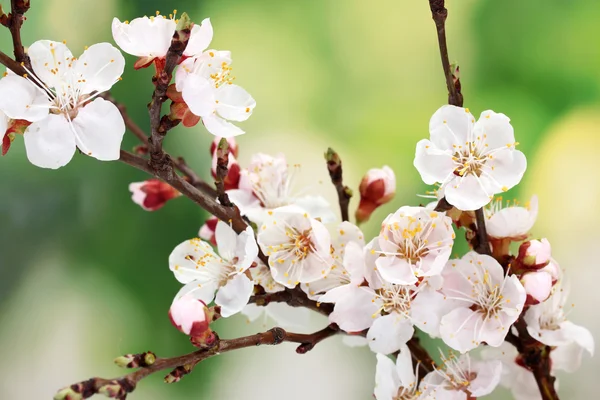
[210,61,235,88]
[394,387,419,400]
[286,229,313,260]
[469,271,504,317]
[376,283,413,316]
[452,141,489,177]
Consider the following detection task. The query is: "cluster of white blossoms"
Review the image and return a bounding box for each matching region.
[163,104,592,400]
[0,11,256,169]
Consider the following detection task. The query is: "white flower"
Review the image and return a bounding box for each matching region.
[303,221,365,300]
[250,260,285,294]
[0,40,125,168]
[257,206,333,288]
[169,222,258,317]
[112,15,213,67]
[481,342,554,400]
[420,352,502,399]
[374,345,422,400]
[414,105,527,211]
[374,206,455,285]
[523,282,594,372]
[485,195,538,240]
[439,252,526,352]
[175,50,255,137]
[228,153,335,225]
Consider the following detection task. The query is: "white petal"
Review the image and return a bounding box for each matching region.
[175,280,218,305]
[181,74,216,116]
[169,238,223,284]
[74,43,125,94]
[202,113,245,137]
[294,195,337,224]
[111,16,175,58]
[215,220,238,260]
[329,286,379,332]
[215,84,256,122]
[343,241,367,282]
[72,98,125,161]
[485,149,527,192]
[395,344,416,389]
[24,114,76,169]
[215,274,254,317]
[234,226,259,272]
[375,256,418,285]
[474,111,515,150]
[367,313,414,355]
[375,353,401,400]
[445,174,492,211]
[429,105,475,150]
[184,18,213,56]
[439,307,480,353]
[414,139,454,185]
[28,40,73,88]
[468,360,503,397]
[0,75,50,122]
[562,321,594,356]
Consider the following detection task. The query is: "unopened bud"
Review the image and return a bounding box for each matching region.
[517,238,552,270]
[190,329,218,349]
[521,271,553,305]
[176,12,192,32]
[98,381,123,398]
[210,136,238,158]
[114,355,135,368]
[164,364,193,384]
[199,217,218,246]
[114,351,156,368]
[211,152,241,190]
[129,179,180,211]
[54,387,83,400]
[169,295,211,337]
[355,166,396,223]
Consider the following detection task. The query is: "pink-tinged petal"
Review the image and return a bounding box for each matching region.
[111,16,175,58]
[181,74,216,116]
[175,280,218,306]
[375,353,401,400]
[0,75,50,122]
[395,344,416,388]
[445,173,491,211]
[473,110,515,150]
[169,294,209,336]
[318,285,352,304]
[23,114,76,169]
[367,313,414,355]
[215,274,254,317]
[184,18,213,56]
[329,286,379,332]
[74,43,125,94]
[28,40,73,88]
[439,307,480,353]
[468,360,502,397]
[375,256,418,285]
[72,98,125,161]
[521,271,552,303]
[562,321,594,356]
[202,113,245,137]
[343,241,366,282]
[429,104,475,149]
[413,139,454,185]
[411,289,446,337]
[215,84,256,122]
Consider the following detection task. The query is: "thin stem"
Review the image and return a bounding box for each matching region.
[474,207,492,256]
[214,139,234,207]
[8,0,30,69]
[325,148,352,222]
[407,335,436,377]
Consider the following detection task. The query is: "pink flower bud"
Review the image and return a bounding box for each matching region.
[129,179,180,211]
[210,136,238,158]
[168,295,211,337]
[211,152,241,190]
[355,166,396,223]
[517,238,552,269]
[199,217,218,246]
[521,271,553,304]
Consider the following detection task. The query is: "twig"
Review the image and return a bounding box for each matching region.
[7,0,30,69]
[147,17,191,173]
[473,208,492,256]
[56,327,339,399]
[249,286,333,317]
[325,148,352,222]
[214,139,234,207]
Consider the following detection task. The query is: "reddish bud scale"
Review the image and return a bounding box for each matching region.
[129,179,180,211]
[199,217,218,246]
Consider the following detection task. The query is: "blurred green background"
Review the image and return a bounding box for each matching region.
[0,0,598,399]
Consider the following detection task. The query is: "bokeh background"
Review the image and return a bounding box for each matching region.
[0,0,598,398]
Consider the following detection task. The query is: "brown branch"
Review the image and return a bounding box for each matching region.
[214,139,234,207]
[325,148,352,222]
[147,17,191,173]
[473,207,492,256]
[7,0,30,69]
[55,326,339,400]
[407,335,436,378]
[249,286,333,317]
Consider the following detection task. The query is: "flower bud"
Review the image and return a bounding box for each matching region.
[54,387,83,400]
[517,238,551,270]
[169,295,211,337]
[114,351,156,368]
[129,179,180,211]
[210,136,238,158]
[97,381,123,398]
[199,216,218,246]
[211,152,241,190]
[521,271,553,304]
[355,166,396,223]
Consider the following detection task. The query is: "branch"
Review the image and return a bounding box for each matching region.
[147,17,191,172]
[325,148,352,222]
[473,208,492,256]
[56,326,339,400]
[214,139,234,207]
[7,0,31,69]
[249,286,333,317]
